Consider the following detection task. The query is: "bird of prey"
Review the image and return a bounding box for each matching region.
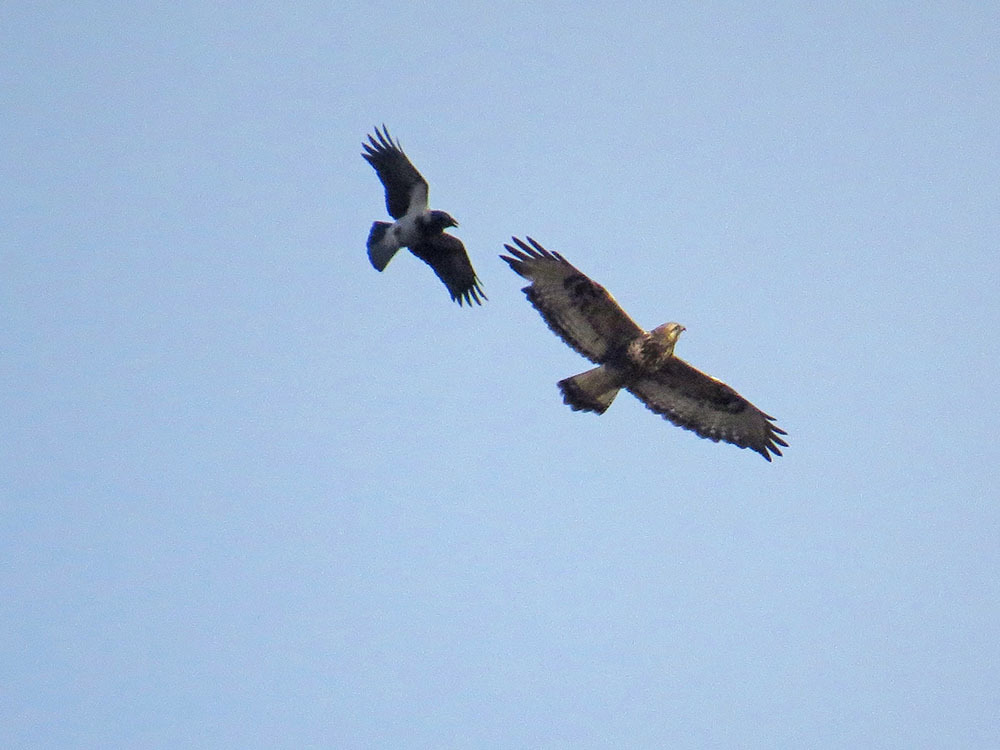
[500,237,787,460]
[362,126,485,306]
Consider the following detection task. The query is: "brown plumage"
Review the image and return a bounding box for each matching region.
[500,237,787,461]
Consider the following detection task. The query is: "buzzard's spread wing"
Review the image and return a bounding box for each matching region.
[627,358,788,461]
[362,126,429,219]
[500,237,643,362]
[410,233,486,306]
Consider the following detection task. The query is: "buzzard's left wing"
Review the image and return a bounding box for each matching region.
[410,233,486,306]
[627,358,787,461]
[500,237,643,362]
[362,126,429,219]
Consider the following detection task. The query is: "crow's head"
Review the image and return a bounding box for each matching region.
[423,210,459,233]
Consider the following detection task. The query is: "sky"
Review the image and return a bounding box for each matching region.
[3,1,999,747]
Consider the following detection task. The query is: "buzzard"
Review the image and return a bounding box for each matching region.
[500,237,787,460]
[362,126,485,306]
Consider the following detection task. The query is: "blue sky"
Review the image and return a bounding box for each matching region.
[3,2,999,747]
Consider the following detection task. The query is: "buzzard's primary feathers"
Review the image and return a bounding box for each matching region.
[362,126,485,306]
[500,237,787,461]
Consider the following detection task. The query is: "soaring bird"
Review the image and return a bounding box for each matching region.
[362,126,485,306]
[500,237,787,460]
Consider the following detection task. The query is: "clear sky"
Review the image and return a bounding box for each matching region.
[3,2,999,748]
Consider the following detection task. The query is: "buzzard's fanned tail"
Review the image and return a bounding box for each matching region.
[558,365,622,414]
[367,222,400,271]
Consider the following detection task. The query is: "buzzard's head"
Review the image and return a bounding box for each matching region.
[632,322,685,367]
[650,322,685,356]
[423,210,459,233]
[653,322,685,344]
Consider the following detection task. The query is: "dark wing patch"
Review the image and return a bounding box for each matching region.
[627,357,788,461]
[362,125,429,219]
[410,233,486,306]
[499,237,644,362]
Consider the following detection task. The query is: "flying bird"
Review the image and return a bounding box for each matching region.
[500,237,787,460]
[362,126,485,306]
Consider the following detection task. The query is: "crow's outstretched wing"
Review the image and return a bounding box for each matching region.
[411,233,486,306]
[362,126,429,219]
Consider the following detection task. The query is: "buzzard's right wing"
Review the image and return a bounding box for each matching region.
[628,357,788,461]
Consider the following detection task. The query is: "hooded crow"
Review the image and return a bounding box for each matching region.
[362,126,485,306]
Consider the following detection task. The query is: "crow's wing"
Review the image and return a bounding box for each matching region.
[362,125,429,219]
